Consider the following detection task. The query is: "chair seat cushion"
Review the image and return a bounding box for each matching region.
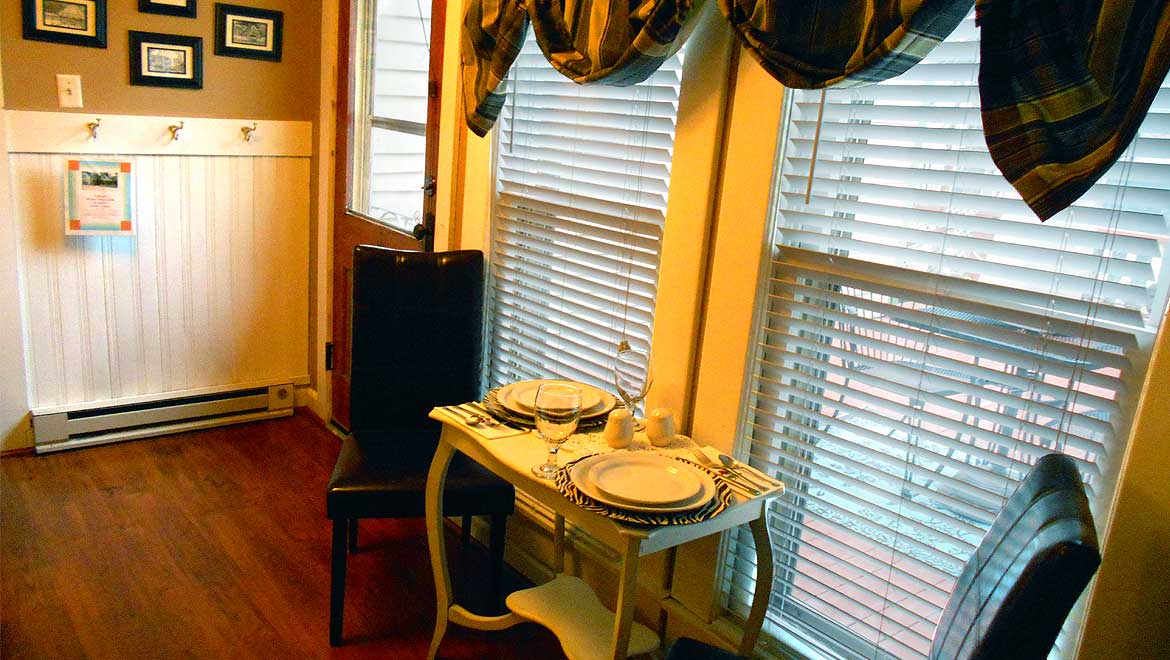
[327,431,515,519]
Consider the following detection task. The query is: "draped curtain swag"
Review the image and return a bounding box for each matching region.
[716,0,972,88]
[462,0,702,134]
[977,0,1170,220]
[461,0,1170,220]
[462,0,529,137]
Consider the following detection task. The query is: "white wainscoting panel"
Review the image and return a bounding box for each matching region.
[9,145,310,412]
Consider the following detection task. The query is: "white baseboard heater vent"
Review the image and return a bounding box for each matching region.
[32,384,295,454]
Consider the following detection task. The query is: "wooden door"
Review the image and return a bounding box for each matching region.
[331,0,447,430]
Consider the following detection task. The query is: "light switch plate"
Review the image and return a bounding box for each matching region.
[56,74,83,108]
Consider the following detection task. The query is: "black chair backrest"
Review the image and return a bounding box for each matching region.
[349,246,484,437]
[929,453,1100,660]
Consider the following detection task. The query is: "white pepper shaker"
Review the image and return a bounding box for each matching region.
[646,408,677,447]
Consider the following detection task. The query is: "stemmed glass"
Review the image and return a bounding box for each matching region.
[531,383,582,479]
[613,340,653,429]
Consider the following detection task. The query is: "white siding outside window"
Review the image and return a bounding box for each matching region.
[350,0,431,232]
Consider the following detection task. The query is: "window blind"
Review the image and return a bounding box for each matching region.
[485,37,685,394]
[350,0,431,232]
[727,16,1170,660]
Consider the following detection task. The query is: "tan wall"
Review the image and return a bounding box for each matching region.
[1,0,320,120]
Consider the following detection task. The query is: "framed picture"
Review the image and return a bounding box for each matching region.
[139,0,196,18]
[22,0,107,48]
[129,31,203,89]
[65,159,135,236]
[214,3,282,62]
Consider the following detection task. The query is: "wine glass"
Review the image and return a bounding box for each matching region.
[613,340,653,429]
[531,383,582,479]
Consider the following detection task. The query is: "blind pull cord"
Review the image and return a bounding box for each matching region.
[805,89,827,204]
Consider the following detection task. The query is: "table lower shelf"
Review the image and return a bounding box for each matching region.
[506,574,660,660]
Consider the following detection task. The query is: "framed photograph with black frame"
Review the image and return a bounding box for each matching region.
[139,0,196,18]
[22,0,107,48]
[214,3,282,62]
[129,31,203,89]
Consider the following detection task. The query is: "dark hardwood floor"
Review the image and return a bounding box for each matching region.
[1,414,567,660]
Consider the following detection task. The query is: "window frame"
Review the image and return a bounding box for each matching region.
[340,0,447,246]
[691,28,1170,660]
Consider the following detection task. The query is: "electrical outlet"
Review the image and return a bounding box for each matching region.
[56,74,83,108]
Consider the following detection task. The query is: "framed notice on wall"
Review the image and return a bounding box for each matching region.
[65,159,135,235]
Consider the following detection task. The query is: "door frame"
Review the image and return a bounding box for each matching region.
[330,0,448,429]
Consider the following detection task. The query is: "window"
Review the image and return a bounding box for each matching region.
[349,0,432,233]
[484,36,685,393]
[725,15,1170,660]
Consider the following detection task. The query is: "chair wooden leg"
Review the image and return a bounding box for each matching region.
[330,518,348,646]
[489,513,507,614]
[348,518,359,553]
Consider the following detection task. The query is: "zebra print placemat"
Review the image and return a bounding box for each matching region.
[555,455,734,526]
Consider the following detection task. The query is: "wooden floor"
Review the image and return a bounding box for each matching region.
[1,414,568,660]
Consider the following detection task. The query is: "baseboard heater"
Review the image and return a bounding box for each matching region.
[31,384,295,454]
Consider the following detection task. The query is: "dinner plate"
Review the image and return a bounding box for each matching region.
[497,380,616,420]
[569,453,715,513]
[588,454,702,506]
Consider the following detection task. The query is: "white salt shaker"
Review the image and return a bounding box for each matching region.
[646,408,677,447]
[604,409,634,448]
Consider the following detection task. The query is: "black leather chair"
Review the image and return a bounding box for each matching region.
[928,452,1100,660]
[667,453,1099,660]
[326,246,515,646]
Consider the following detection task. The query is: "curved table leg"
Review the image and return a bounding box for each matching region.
[426,439,457,660]
[738,515,774,657]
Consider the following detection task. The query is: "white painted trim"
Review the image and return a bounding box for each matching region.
[29,375,310,415]
[5,110,312,157]
[311,0,339,424]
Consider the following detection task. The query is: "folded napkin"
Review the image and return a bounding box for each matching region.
[436,404,531,440]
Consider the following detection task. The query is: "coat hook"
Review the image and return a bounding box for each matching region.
[241,122,257,143]
[168,121,185,143]
[86,118,101,141]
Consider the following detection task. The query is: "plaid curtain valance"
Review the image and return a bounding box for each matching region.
[462,0,702,135]
[718,0,972,89]
[462,0,529,137]
[978,0,1170,220]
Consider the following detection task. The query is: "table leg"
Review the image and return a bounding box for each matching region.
[554,514,566,574]
[611,535,642,660]
[738,515,774,656]
[425,439,457,660]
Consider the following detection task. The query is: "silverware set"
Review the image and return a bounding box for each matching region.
[444,402,520,429]
[688,445,781,497]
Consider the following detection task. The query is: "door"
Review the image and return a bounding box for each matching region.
[331,0,447,429]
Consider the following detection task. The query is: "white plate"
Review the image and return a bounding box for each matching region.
[588,454,702,506]
[498,380,616,419]
[569,453,715,513]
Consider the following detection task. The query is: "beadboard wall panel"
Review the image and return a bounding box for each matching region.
[10,151,310,412]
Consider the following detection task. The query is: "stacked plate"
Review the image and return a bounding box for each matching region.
[492,379,618,426]
[568,453,716,513]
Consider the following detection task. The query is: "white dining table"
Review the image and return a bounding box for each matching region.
[424,406,783,660]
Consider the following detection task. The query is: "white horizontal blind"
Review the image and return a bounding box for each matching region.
[727,15,1170,660]
[485,37,684,393]
[350,0,430,232]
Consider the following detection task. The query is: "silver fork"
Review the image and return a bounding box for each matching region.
[453,403,500,426]
[688,445,761,496]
